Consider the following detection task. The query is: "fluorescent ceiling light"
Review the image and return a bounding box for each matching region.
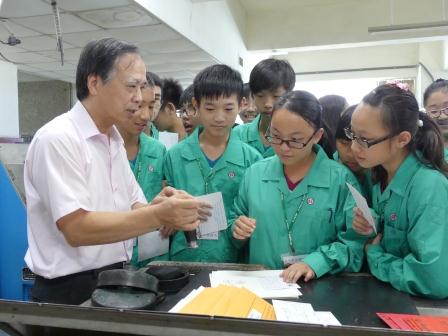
[368,21,448,35]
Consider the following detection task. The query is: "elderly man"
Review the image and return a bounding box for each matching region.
[24,38,208,304]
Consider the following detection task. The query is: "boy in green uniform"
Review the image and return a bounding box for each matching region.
[164,64,262,263]
[145,71,162,139]
[232,91,365,283]
[116,73,171,267]
[233,59,295,158]
[351,84,448,299]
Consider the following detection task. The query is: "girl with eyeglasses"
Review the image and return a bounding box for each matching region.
[423,79,448,156]
[350,84,448,299]
[231,90,366,283]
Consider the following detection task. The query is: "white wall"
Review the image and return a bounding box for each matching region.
[0,60,19,138]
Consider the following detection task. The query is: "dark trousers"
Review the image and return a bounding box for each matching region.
[31,262,124,305]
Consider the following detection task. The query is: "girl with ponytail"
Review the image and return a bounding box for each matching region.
[348,83,448,299]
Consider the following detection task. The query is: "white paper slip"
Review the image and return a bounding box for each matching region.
[195,192,227,236]
[273,300,320,324]
[346,183,377,234]
[259,276,299,291]
[137,231,169,262]
[159,131,178,150]
[209,270,301,299]
[314,311,342,326]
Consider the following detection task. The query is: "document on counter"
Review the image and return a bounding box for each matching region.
[346,182,377,234]
[137,231,169,262]
[209,270,301,299]
[195,192,227,238]
[158,131,178,150]
[273,300,341,326]
[377,313,448,333]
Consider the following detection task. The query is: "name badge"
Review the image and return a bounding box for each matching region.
[281,253,308,267]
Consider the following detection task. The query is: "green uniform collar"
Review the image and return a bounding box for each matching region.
[261,145,331,196]
[180,127,246,168]
[139,133,160,159]
[380,153,420,199]
[246,114,262,142]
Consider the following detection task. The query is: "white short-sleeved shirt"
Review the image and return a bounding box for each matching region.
[24,101,147,279]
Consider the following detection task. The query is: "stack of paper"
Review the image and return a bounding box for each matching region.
[273,300,341,326]
[170,285,276,320]
[195,192,228,240]
[209,270,302,299]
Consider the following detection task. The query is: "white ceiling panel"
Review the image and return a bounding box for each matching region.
[31,61,76,71]
[0,20,42,37]
[18,71,50,82]
[1,51,55,63]
[0,43,27,54]
[19,35,76,51]
[17,64,45,73]
[138,38,198,54]
[142,50,215,64]
[78,6,158,29]
[41,0,131,12]
[11,13,101,35]
[38,47,82,62]
[0,0,56,18]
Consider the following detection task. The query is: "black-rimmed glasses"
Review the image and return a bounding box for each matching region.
[344,127,396,149]
[426,106,448,119]
[265,129,317,149]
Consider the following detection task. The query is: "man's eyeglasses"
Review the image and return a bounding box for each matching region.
[265,129,317,149]
[426,106,448,119]
[344,127,396,149]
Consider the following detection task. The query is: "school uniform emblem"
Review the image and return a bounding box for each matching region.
[307,197,314,205]
[390,213,397,221]
[147,165,155,173]
[228,171,236,179]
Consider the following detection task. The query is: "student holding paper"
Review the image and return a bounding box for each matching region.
[116,72,171,267]
[164,64,262,262]
[232,90,365,283]
[350,84,448,299]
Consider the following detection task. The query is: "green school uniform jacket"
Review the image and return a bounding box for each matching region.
[333,151,374,204]
[444,147,448,161]
[232,114,275,158]
[164,127,262,263]
[367,153,448,299]
[232,145,366,277]
[130,133,168,267]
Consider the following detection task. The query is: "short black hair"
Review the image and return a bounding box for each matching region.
[180,84,194,106]
[249,59,295,94]
[76,38,139,101]
[335,105,357,140]
[147,72,163,88]
[423,78,448,106]
[193,64,243,104]
[319,95,348,137]
[161,78,183,109]
[242,83,252,99]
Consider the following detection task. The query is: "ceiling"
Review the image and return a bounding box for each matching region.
[0,0,217,87]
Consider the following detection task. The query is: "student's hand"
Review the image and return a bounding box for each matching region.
[153,192,203,231]
[159,226,176,238]
[280,262,315,283]
[232,216,256,240]
[364,233,383,253]
[352,207,373,235]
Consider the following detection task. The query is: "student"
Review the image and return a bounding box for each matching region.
[116,73,170,267]
[232,90,365,283]
[239,83,258,124]
[180,84,200,136]
[164,64,262,263]
[233,59,296,158]
[319,95,348,158]
[145,71,162,139]
[334,105,373,201]
[423,79,448,156]
[154,78,187,140]
[350,84,448,299]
